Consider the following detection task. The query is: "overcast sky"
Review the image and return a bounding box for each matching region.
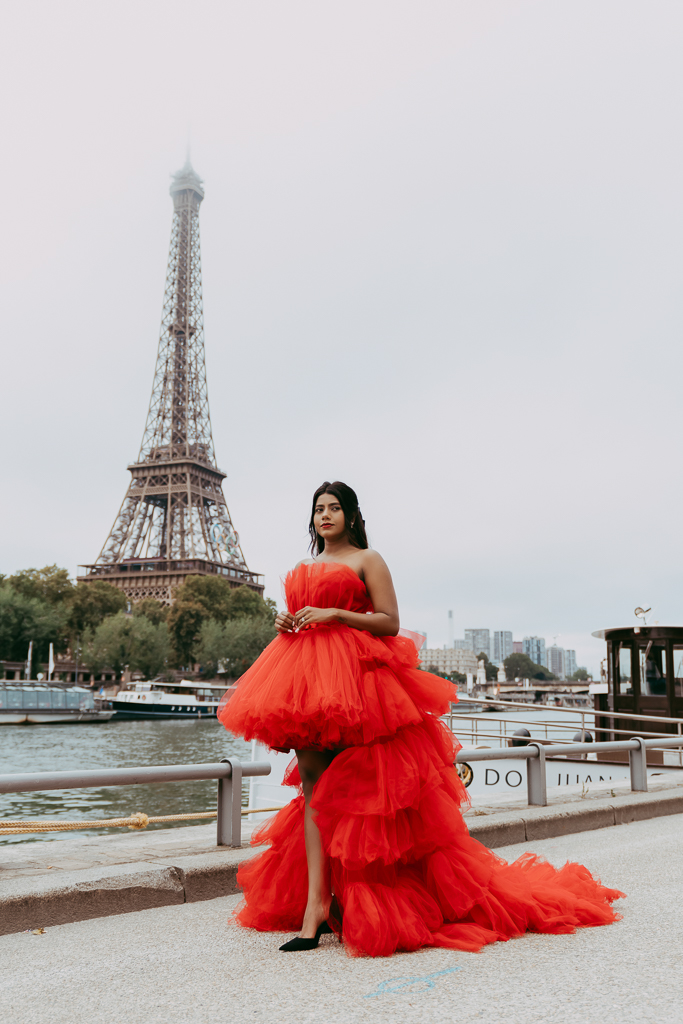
[3,1,683,673]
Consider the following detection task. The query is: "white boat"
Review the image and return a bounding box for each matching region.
[0,683,114,724]
[110,680,229,719]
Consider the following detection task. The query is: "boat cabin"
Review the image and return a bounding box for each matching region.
[592,625,683,755]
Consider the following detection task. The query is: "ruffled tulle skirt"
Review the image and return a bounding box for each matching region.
[219,624,623,957]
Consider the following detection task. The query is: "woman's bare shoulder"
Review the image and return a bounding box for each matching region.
[358,549,390,572]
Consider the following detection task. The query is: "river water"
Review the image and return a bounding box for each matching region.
[0,718,249,845]
[1,705,595,846]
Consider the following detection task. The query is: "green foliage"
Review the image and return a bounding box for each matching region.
[7,565,74,605]
[133,598,169,626]
[503,652,556,681]
[168,577,275,667]
[196,616,276,679]
[0,583,69,665]
[81,612,170,680]
[173,577,274,624]
[570,667,590,681]
[67,581,127,638]
[167,600,207,667]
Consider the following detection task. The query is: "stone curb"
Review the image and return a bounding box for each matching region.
[468,787,683,848]
[0,848,257,937]
[2,788,682,937]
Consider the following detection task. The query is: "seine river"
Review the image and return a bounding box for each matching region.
[1,704,593,845]
[0,718,250,845]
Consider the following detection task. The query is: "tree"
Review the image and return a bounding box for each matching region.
[570,667,590,681]
[167,600,208,667]
[0,583,70,666]
[81,613,170,680]
[67,581,127,638]
[503,652,556,681]
[168,577,276,667]
[133,598,168,626]
[196,616,276,679]
[7,565,74,605]
[173,576,275,624]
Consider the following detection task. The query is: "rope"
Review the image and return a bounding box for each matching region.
[0,806,289,835]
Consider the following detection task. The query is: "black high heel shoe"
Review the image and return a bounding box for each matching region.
[279,920,333,952]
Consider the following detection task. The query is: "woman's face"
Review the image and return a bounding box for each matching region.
[313,493,347,543]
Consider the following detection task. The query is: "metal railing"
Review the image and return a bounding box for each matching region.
[455,735,683,807]
[1,735,681,845]
[0,758,271,848]
[445,697,683,749]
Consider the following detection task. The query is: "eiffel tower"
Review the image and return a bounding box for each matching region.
[79,158,263,604]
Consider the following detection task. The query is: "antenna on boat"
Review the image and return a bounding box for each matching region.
[634,606,651,625]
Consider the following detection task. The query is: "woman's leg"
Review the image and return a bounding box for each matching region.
[296,748,336,938]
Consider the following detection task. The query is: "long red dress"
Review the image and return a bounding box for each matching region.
[219,561,622,957]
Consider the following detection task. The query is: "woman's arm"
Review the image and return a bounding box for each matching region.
[293,551,400,637]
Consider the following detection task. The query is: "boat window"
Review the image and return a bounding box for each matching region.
[37,690,51,709]
[51,690,66,708]
[673,647,683,698]
[66,691,81,708]
[6,690,22,709]
[640,645,667,696]
[22,690,39,708]
[618,646,632,694]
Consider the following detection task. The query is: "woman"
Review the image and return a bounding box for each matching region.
[219,481,622,957]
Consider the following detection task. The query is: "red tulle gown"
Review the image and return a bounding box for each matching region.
[219,562,623,957]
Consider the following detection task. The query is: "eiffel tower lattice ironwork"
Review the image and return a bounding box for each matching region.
[79,159,263,604]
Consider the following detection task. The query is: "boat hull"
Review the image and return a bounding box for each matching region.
[0,711,115,725]
[109,701,217,720]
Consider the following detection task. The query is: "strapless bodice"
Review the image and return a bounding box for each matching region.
[284,561,373,616]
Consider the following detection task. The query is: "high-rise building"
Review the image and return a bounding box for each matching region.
[492,631,513,665]
[513,641,523,654]
[565,649,577,678]
[523,636,546,667]
[546,645,565,678]
[454,639,472,651]
[447,610,454,649]
[465,629,490,660]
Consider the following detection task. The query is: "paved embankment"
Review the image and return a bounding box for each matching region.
[2,812,682,1024]
[1,776,682,936]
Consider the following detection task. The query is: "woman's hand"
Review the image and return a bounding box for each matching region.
[275,611,296,633]
[293,606,339,629]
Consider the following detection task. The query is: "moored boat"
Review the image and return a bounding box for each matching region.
[0,683,114,724]
[109,679,228,719]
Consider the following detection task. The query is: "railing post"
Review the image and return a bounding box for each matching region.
[217,757,243,848]
[526,743,547,806]
[629,738,648,793]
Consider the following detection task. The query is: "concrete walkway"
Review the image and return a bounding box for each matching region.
[2,813,682,1024]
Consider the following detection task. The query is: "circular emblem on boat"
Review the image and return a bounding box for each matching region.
[456,762,473,787]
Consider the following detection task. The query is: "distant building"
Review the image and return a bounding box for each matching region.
[492,631,513,665]
[420,648,478,676]
[465,629,490,660]
[565,649,577,678]
[546,645,565,678]
[454,639,472,650]
[513,641,523,654]
[523,636,546,667]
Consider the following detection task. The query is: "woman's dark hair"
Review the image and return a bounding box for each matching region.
[308,481,368,554]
